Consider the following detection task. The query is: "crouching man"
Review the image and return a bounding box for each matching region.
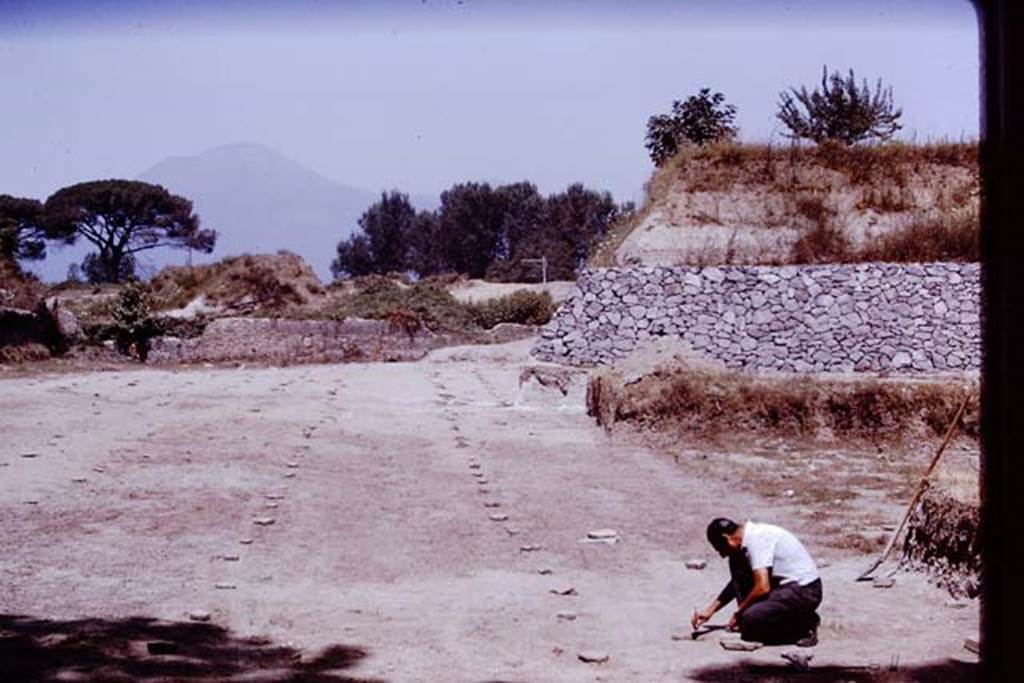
[691,517,822,646]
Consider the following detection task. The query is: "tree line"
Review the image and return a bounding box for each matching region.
[332,182,632,282]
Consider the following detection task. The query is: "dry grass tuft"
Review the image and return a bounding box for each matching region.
[148,251,325,314]
[589,361,979,444]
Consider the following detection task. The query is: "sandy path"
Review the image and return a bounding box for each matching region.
[0,351,978,681]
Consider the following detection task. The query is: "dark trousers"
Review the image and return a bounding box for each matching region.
[723,553,823,645]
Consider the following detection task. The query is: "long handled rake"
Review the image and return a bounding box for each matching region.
[855,393,972,582]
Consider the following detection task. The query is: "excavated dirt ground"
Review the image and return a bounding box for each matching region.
[0,342,978,682]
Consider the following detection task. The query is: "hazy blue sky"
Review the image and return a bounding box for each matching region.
[1,0,979,206]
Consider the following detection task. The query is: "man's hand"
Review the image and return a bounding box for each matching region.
[691,606,715,630]
[727,612,740,632]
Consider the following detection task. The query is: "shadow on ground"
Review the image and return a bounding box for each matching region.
[688,657,978,682]
[0,614,384,682]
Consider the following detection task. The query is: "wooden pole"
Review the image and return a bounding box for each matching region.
[855,393,972,581]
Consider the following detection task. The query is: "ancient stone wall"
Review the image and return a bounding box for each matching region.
[148,317,435,364]
[532,263,980,373]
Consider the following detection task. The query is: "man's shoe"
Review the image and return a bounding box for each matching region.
[795,628,818,648]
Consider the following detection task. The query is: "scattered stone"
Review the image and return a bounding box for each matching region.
[489,513,509,522]
[504,527,520,536]
[549,585,576,596]
[577,650,609,664]
[872,577,896,589]
[945,599,969,609]
[72,477,87,484]
[188,610,212,622]
[483,501,501,508]
[964,638,980,655]
[468,463,481,469]
[214,582,236,590]
[284,472,296,478]
[92,466,105,474]
[685,559,707,570]
[557,611,577,621]
[20,452,39,459]
[25,500,39,505]
[478,487,490,494]
[266,493,285,500]
[520,544,541,552]
[286,461,299,468]
[239,538,253,545]
[781,651,814,671]
[253,517,276,526]
[881,523,897,531]
[538,568,554,575]
[782,489,796,498]
[476,478,488,485]
[720,635,762,651]
[587,529,619,541]
[266,502,279,509]
[222,554,240,561]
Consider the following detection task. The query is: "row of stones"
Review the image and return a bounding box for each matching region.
[533,263,981,373]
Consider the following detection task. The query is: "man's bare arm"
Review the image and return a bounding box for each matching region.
[734,567,771,614]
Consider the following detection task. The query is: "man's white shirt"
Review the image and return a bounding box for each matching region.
[741,521,820,586]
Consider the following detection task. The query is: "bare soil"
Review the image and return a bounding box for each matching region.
[0,344,978,681]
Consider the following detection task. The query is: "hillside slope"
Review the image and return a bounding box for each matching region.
[595,142,978,267]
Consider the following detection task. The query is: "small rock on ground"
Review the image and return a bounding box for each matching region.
[685,559,707,570]
[872,577,896,589]
[587,529,619,540]
[240,538,254,545]
[253,517,276,526]
[188,610,212,622]
[781,651,814,671]
[520,544,541,552]
[222,554,240,561]
[720,636,762,651]
[549,585,577,596]
[557,611,577,621]
[577,651,609,664]
[483,501,501,508]
[489,513,509,522]
[214,583,237,590]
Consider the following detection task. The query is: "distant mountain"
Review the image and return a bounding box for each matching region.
[137,143,421,280]
[26,143,437,283]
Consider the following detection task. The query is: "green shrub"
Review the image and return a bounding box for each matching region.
[335,279,474,333]
[110,282,158,361]
[468,290,556,329]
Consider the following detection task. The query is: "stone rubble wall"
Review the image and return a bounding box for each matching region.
[149,317,435,364]
[532,263,980,373]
